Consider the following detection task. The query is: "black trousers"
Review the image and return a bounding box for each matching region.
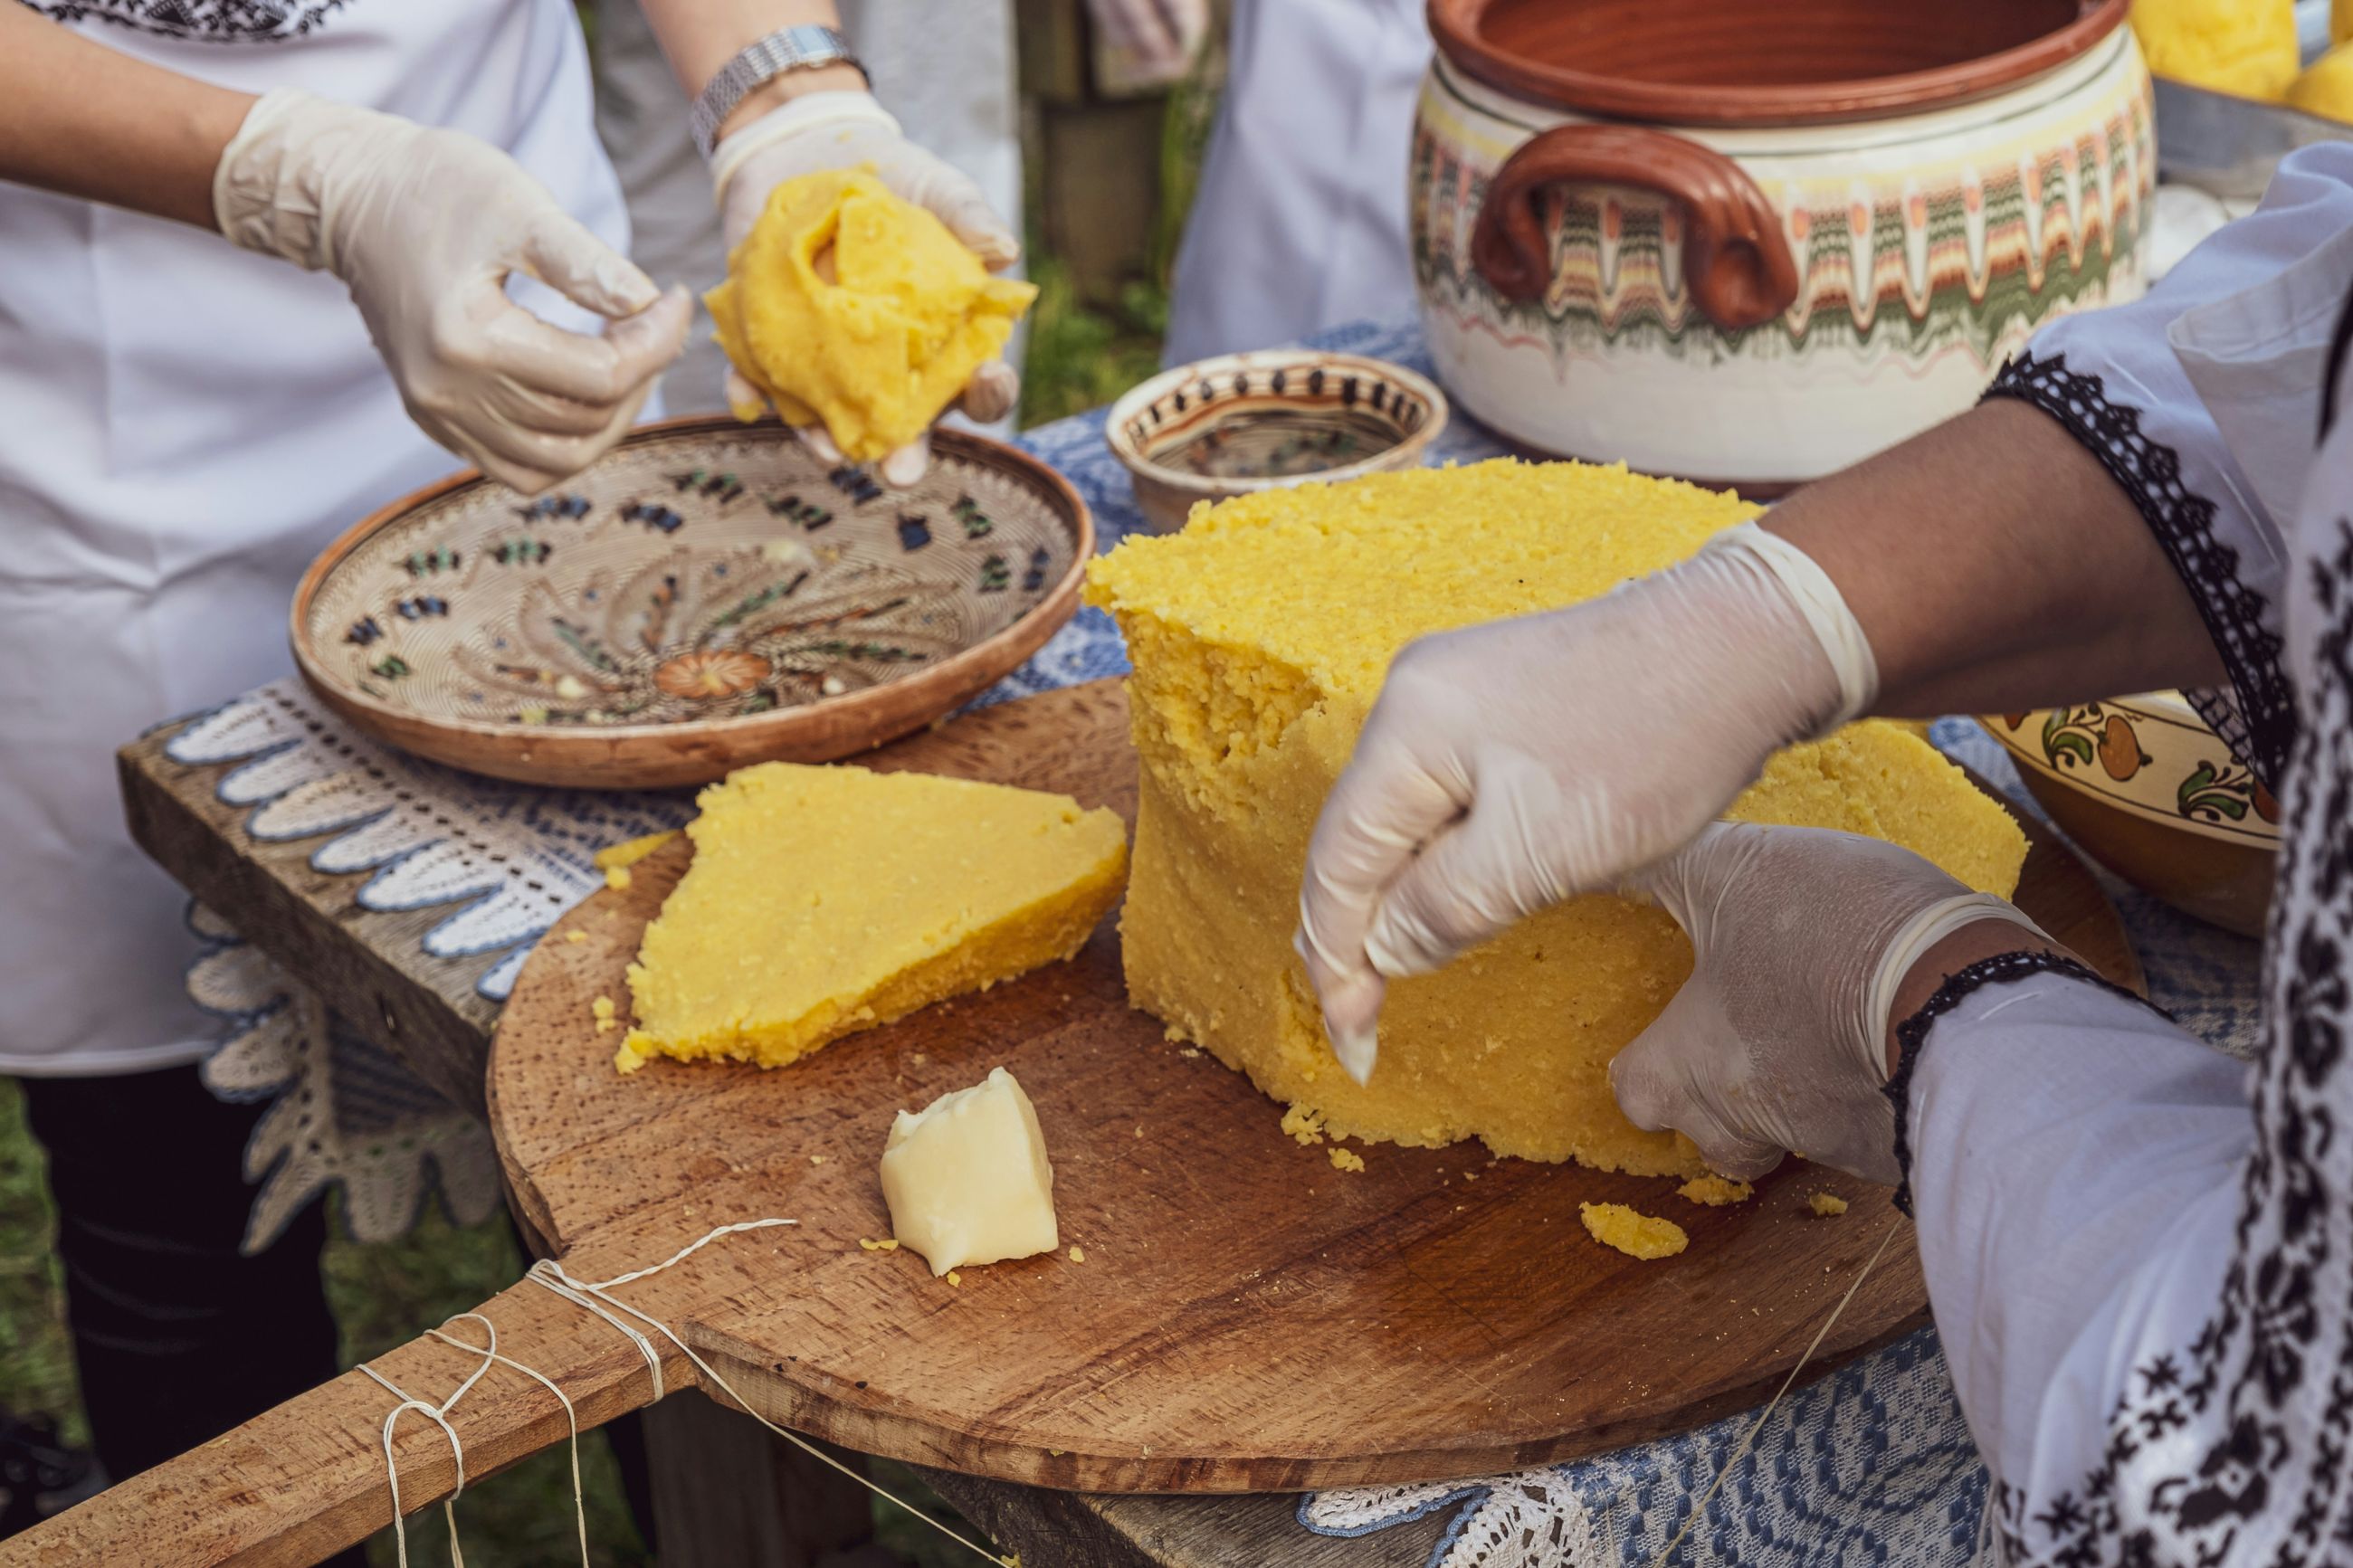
[17,1064,367,1568]
[18,1065,659,1563]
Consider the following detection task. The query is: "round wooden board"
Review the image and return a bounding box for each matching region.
[488,682,2138,1493]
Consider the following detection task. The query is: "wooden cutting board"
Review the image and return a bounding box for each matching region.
[18,681,2141,1568]
[481,679,2139,1494]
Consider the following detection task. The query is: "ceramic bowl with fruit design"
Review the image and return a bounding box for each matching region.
[1986,692,2279,936]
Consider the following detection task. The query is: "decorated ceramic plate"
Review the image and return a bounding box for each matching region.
[291,418,1091,789]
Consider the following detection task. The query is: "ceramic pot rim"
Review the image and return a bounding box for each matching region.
[287,416,1092,751]
[1426,0,2131,128]
[1105,350,1452,504]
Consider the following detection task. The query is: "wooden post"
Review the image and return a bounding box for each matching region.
[643,1392,876,1568]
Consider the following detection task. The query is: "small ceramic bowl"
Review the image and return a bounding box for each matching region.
[291,418,1091,790]
[1984,694,2279,937]
[1106,350,1449,532]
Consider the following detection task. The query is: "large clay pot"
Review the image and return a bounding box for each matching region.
[1415,0,2151,489]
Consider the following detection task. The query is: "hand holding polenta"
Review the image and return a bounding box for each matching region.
[706,92,1035,487]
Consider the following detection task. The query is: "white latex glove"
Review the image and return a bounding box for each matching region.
[214,90,692,495]
[1296,523,1879,1083]
[710,92,1024,488]
[1611,822,2044,1183]
[1085,0,1212,83]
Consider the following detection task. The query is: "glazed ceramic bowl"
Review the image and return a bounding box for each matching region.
[1415,0,2150,489]
[1106,350,1449,533]
[291,419,1091,790]
[1986,694,2278,936]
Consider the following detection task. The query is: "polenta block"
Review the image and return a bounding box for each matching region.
[1083,459,2027,1177]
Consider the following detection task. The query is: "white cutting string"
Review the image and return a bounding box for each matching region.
[358,1216,1015,1568]
[1641,1221,1900,1568]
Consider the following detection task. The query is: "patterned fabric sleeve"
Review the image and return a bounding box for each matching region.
[1980,145,2353,785]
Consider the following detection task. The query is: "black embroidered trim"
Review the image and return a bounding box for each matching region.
[21,0,351,43]
[1884,951,2166,1216]
[1985,349,2297,788]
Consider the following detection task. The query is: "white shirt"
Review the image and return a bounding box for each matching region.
[0,0,627,1074]
[1903,143,2353,1562]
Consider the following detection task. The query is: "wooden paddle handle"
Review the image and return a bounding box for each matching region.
[1471,123,1800,331]
[4,1278,684,1568]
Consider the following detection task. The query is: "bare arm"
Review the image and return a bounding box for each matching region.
[1766,397,2227,719]
[0,6,252,230]
[631,0,868,141]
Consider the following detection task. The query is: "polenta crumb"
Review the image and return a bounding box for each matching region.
[604,864,633,892]
[614,1038,650,1074]
[1329,1147,1366,1173]
[595,830,679,872]
[564,930,588,945]
[1068,1245,1085,1263]
[1809,1192,1850,1217]
[591,995,620,1035]
[1281,1104,1327,1145]
[1578,1202,1689,1260]
[1678,1174,1755,1207]
[946,1270,962,1287]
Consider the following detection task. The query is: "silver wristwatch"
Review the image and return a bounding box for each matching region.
[691,24,868,157]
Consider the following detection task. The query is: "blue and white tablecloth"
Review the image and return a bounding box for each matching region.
[176,314,2266,1567]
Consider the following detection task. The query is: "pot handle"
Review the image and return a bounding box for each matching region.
[1471,124,1800,332]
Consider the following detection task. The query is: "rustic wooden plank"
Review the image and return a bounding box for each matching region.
[1015,0,1090,103]
[117,730,504,1117]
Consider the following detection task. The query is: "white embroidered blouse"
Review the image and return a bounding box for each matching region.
[1901,141,2353,1563]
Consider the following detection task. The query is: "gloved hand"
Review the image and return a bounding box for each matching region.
[214,90,691,495]
[1611,822,2044,1183]
[1085,0,1212,83]
[710,91,1023,487]
[1296,523,1879,1082]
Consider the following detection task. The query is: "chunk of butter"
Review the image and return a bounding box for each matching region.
[880,1067,1059,1278]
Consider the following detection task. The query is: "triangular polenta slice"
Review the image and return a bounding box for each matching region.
[617,763,1128,1073]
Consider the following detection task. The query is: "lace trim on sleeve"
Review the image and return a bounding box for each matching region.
[1984,350,2296,786]
[1884,950,2166,1217]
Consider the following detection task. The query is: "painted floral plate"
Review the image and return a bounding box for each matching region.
[291,418,1091,789]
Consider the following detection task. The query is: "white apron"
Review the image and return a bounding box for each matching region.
[0,0,629,1076]
[1163,0,1431,366]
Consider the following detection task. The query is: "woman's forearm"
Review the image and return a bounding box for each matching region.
[1767,397,2226,717]
[0,7,252,230]
[632,0,866,143]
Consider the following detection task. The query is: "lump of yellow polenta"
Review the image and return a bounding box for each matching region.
[706,169,1037,462]
[1579,1202,1688,1260]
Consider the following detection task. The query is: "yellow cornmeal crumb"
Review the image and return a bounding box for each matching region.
[1809,1192,1851,1217]
[604,864,634,892]
[946,1270,962,1287]
[591,995,618,1036]
[614,1039,650,1074]
[565,930,589,946]
[1068,1245,1085,1263]
[706,169,1037,461]
[1579,1202,1689,1261]
[809,1155,827,1165]
[622,762,1128,1071]
[1281,1105,1328,1145]
[1678,1174,1755,1207]
[1329,1147,1367,1174]
[595,831,680,873]
[857,1237,901,1251]
[1085,460,2029,1177]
